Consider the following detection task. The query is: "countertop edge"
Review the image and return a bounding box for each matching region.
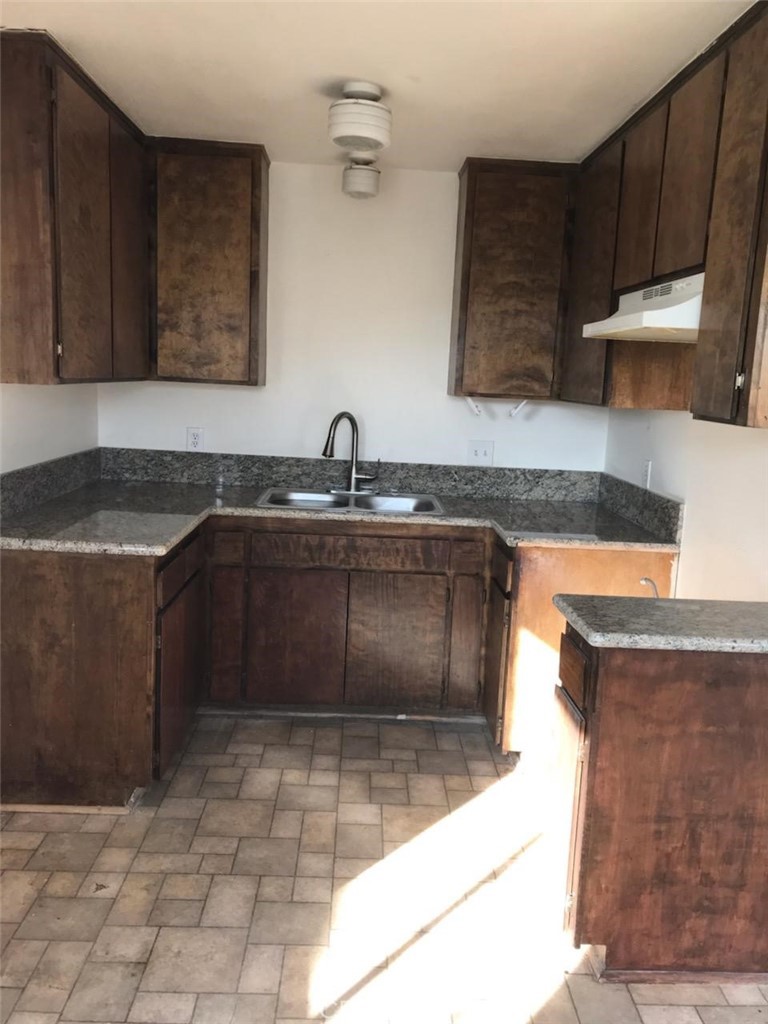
[553,595,768,654]
[0,502,681,557]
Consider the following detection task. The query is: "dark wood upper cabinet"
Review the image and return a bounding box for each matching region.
[653,54,725,278]
[1,34,57,384]
[693,12,768,426]
[110,118,150,379]
[613,103,668,292]
[154,140,269,385]
[0,31,147,385]
[55,66,113,381]
[559,141,623,405]
[449,159,574,398]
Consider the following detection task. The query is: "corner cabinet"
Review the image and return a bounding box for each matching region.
[449,159,575,399]
[153,139,269,385]
[205,518,487,711]
[0,31,148,384]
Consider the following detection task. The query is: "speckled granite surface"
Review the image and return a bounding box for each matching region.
[0,448,100,517]
[101,448,603,501]
[0,481,678,556]
[599,473,683,544]
[554,594,768,653]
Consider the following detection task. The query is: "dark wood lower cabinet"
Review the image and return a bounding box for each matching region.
[208,565,247,702]
[558,628,768,977]
[0,550,155,805]
[205,520,486,711]
[156,570,205,776]
[345,572,449,707]
[246,568,348,704]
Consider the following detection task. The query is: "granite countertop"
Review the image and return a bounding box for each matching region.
[554,594,768,653]
[0,481,679,556]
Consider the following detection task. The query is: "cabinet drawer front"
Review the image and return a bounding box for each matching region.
[250,534,451,572]
[559,633,590,711]
[450,540,485,575]
[211,530,247,564]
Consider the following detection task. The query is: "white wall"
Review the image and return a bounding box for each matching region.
[606,410,768,601]
[0,384,99,473]
[98,163,609,471]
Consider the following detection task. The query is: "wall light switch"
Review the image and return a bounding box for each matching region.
[187,427,204,452]
[467,440,494,466]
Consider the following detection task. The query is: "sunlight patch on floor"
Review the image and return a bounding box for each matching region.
[310,756,578,1022]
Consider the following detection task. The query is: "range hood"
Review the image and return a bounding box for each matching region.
[583,272,704,343]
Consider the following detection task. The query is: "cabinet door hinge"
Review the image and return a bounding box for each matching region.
[735,372,746,391]
[56,342,63,357]
[578,742,586,763]
[476,679,483,703]
[155,633,162,651]
[503,607,511,628]
[565,891,575,912]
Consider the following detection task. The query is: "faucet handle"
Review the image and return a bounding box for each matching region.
[356,458,380,483]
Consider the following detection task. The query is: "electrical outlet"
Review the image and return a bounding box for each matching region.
[467,440,494,466]
[186,427,204,452]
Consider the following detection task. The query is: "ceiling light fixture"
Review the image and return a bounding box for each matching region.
[328,81,391,198]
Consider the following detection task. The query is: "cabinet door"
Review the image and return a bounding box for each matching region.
[446,575,484,709]
[0,34,57,384]
[110,119,149,379]
[693,14,768,423]
[246,568,348,704]
[208,565,247,702]
[157,571,204,776]
[559,141,623,405]
[450,161,571,398]
[156,144,267,384]
[482,580,510,744]
[613,103,668,291]
[345,572,449,707]
[653,55,725,278]
[55,65,112,380]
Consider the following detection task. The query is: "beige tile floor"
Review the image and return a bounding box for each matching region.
[1,715,766,1023]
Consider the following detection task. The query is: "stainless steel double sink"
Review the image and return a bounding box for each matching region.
[257,488,445,516]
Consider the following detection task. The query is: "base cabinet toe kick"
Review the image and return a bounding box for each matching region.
[0,515,677,805]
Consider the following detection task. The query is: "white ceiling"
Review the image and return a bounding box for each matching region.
[3,0,754,170]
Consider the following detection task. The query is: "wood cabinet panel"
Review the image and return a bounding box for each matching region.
[450,160,572,398]
[345,572,449,707]
[502,545,676,753]
[0,550,155,804]
[0,34,56,384]
[110,118,149,379]
[613,104,668,291]
[482,580,510,744]
[653,54,725,278]
[55,65,113,381]
[250,532,451,573]
[693,14,768,423]
[246,568,348,704]
[450,540,486,575]
[211,530,248,564]
[558,633,589,711]
[208,565,247,702]
[576,645,768,973]
[607,339,695,410]
[156,144,267,383]
[446,575,483,709]
[157,571,204,776]
[560,141,623,405]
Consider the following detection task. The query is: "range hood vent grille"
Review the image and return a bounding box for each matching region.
[642,282,674,300]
